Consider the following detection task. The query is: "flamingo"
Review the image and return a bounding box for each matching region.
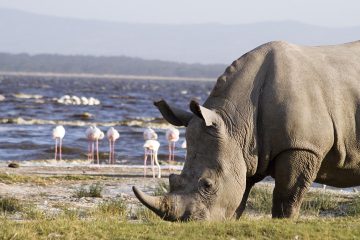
[85,126,95,162]
[143,127,158,140]
[166,127,180,165]
[85,126,104,164]
[52,125,65,161]
[106,127,120,164]
[143,139,161,178]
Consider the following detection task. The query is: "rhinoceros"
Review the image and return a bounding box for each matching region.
[133,40,360,221]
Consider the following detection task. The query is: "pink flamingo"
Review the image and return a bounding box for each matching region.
[52,125,65,161]
[143,139,161,178]
[166,127,179,164]
[85,126,104,164]
[106,127,120,165]
[85,126,95,162]
[143,127,158,140]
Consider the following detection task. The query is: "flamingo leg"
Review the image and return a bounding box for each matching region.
[172,142,176,162]
[154,150,161,178]
[88,141,91,161]
[151,150,155,178]
[112,140,116,164]
[109,140,112,164]
[168,142,172,164]
[91,141,95,164]
[96,139,99,164]
[54,138,58,161]
[59,138,63,161]
[144,149,148,177]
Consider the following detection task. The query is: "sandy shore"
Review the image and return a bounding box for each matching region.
[0,161,182,219]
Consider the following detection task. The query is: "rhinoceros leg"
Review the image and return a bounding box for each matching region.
[235,175,265,219]
[272,150,321,218]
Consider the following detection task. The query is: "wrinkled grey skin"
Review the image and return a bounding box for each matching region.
[133,40,360,221]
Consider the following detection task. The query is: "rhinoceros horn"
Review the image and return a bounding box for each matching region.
[189,99,219,126]
[154,99,193,126]
[132,186,179,221]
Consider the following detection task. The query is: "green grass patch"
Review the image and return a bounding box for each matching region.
[0,217,360,239]
[247,186,273,214]
[134,207,160,222]
[345,194,360,216]
[96,199,127,218]
[0,197,23,214]
[74,182,103,198]
[301,190,341,215]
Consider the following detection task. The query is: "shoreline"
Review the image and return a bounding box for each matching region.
[0,71,215,82]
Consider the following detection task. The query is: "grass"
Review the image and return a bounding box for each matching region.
[345,194,360,216]
[96,199,128,218]
[0,197,23,214]
[1,185,360,239]
[153,181,170,196]
[0,217,360,239]
[73,182,103,198]
[2,177,360,239]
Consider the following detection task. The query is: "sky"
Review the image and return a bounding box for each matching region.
[0,0,359,27]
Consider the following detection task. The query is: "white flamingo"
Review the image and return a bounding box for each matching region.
[52,125,65,161]
[85,126,95,162]
[85,126,104,164]
[94,127,104,164]
[143,139,161,178]
[143,127,158,140]
[106,127,120,165]
[166,127,180,164]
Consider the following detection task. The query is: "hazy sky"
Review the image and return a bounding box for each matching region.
[0,0,359,27]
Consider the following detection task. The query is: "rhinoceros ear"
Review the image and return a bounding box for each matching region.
[189,100,218,126]
[154,99,193,127]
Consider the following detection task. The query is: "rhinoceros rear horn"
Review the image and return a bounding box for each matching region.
[190,100,219,126]
[154,99,193,126]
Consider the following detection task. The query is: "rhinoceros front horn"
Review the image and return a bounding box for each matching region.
[133,186,176,220]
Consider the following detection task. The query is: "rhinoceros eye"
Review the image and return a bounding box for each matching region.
[199,178,215,191]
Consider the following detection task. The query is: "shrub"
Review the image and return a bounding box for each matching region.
[0,197,23,213]
[97,199,127,217]
[74,182,103,198]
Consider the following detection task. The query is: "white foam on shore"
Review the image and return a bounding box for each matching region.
[2,159,183,170]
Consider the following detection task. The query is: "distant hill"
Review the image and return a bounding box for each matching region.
[0,53,226,78]
[0,8,359,64]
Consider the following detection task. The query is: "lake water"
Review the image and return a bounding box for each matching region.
[0,75,214,164]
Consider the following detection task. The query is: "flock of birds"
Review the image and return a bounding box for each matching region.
[52,125,185,178]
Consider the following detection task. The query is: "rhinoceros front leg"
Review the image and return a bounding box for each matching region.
[235,175,265,219]
[272,150,321,218]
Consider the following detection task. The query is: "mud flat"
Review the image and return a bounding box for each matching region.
[0,161,181,220]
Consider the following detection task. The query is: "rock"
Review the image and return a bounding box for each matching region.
[8,162,20,168]
[72,112,93,120]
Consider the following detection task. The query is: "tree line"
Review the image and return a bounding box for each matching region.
[0,53,226,78]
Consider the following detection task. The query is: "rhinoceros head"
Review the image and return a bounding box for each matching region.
[133,99,247,221]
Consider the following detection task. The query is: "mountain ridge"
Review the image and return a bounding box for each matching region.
[0,8,359,64]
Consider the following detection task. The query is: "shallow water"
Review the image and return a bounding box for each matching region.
[0,75,214,163]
